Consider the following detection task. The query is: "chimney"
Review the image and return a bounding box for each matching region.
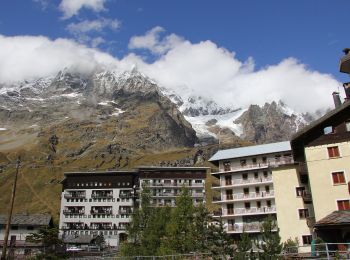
[332,92,342,108]
[343,82,350,101]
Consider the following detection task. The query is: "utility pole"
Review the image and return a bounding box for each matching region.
[1,157,20,260]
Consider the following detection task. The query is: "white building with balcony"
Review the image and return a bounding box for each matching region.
[137,166,208,207]
[59,171,137,247]
[209,141,313,245]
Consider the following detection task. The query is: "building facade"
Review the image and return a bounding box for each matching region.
[0,214,52,258]
[138,166,207,207]
[59,171,137,247]
[59,167,208,248]
[209,141,313,245]
[291,100,350,242]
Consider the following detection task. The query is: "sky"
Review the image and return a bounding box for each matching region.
[0,0,349,113]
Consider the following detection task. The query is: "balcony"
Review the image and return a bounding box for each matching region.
[119,192,133,199]
[63,208,85,215]
[64,192,86,199]
[90,207,113,215]
[148,182,204,187]
[213,191,274,203]
[218,206,276,217]
[62,223,85,230]
[91,191,113,199]
[227,222,278,233]
[301,190,312,203]
[118,208,133,214]
[90,223,113,230]
[217,156,294,173]
[213,177,273,189]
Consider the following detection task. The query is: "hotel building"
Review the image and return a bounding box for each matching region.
[209,141,313,245]
[138,166,208,207]
[59,167,208,247]
[59,171,137,247]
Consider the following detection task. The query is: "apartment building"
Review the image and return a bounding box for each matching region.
[0,214,52,257]
[209,141,313,245]
[291,98,350,243]
[59,167,208,247]
[59,171,137,247]
[138,166,208,207]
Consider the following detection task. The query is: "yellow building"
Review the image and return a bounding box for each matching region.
[291,100,350,242]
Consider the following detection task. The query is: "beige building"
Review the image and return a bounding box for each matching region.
[291,99,350,242]
[209,142,313,245]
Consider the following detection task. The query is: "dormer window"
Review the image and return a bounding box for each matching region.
[346,121,350,132]
[323,126,335,135]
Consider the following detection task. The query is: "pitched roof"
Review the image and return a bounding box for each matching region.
[291,101,350,142]
[315,210,350,227]
[0,214,52,226]
[208,141,291,162]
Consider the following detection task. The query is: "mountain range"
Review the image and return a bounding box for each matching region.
[0,67,317,216]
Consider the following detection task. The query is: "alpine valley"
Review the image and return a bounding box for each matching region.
[0,68,316,218]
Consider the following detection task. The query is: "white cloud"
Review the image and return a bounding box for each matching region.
[0,35,118,82]
[128,26,184,55]
[91,37,105,48]
[33,0,49,10]
[67,18,120,34]
[0,31,341,113]
[59,0,107,19]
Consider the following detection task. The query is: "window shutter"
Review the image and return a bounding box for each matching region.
[332,173,338,184]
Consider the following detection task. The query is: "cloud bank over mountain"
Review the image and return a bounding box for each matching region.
[0,28,341,113]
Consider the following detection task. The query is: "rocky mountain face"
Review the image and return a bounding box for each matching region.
[0,69,197,158]
[234,101,309,144]
[0,68,314,155]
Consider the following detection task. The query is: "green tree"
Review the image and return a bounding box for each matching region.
[235,232,252,259]
[26,226,65,259]
[192,203,211,252]
[119,184,153,256]
[283,237,299,254]
[207,217,233,260]
[255,216,283,259]
[161,187,196,254]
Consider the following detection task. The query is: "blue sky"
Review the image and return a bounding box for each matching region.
[0,0,349,111]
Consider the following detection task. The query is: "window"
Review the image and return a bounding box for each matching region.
[254,172,259,179]
[257,201,261,208]
[255,187,260,194]
[337,200,350,211]
[10,226,18,230]
[223,161,231,171]
[243,188,249,195]
[332,172,346,185]
[240,159,247,166]
[263,171,268,178]
[275,155,281,162]
[346,121,350,132]
[27,226,34,230]
[262,157,267,163]
[328,146,340,158]
[265,186,270,193]
[298,209,309,219]
[195,180,202,183]
[226,190,233,200]
[244,202,251,209]
[302,235,312,245]
[252,158,257,164]
[296,187,306,197]
[227,204,234,214]
[225,176,232,185]
[242,173,248,180]
[266,200,272,207]
[323,126,334,135]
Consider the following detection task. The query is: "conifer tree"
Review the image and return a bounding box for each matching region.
[207,217,234,259]
[161,187,196,254]
[255,216,283,259]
